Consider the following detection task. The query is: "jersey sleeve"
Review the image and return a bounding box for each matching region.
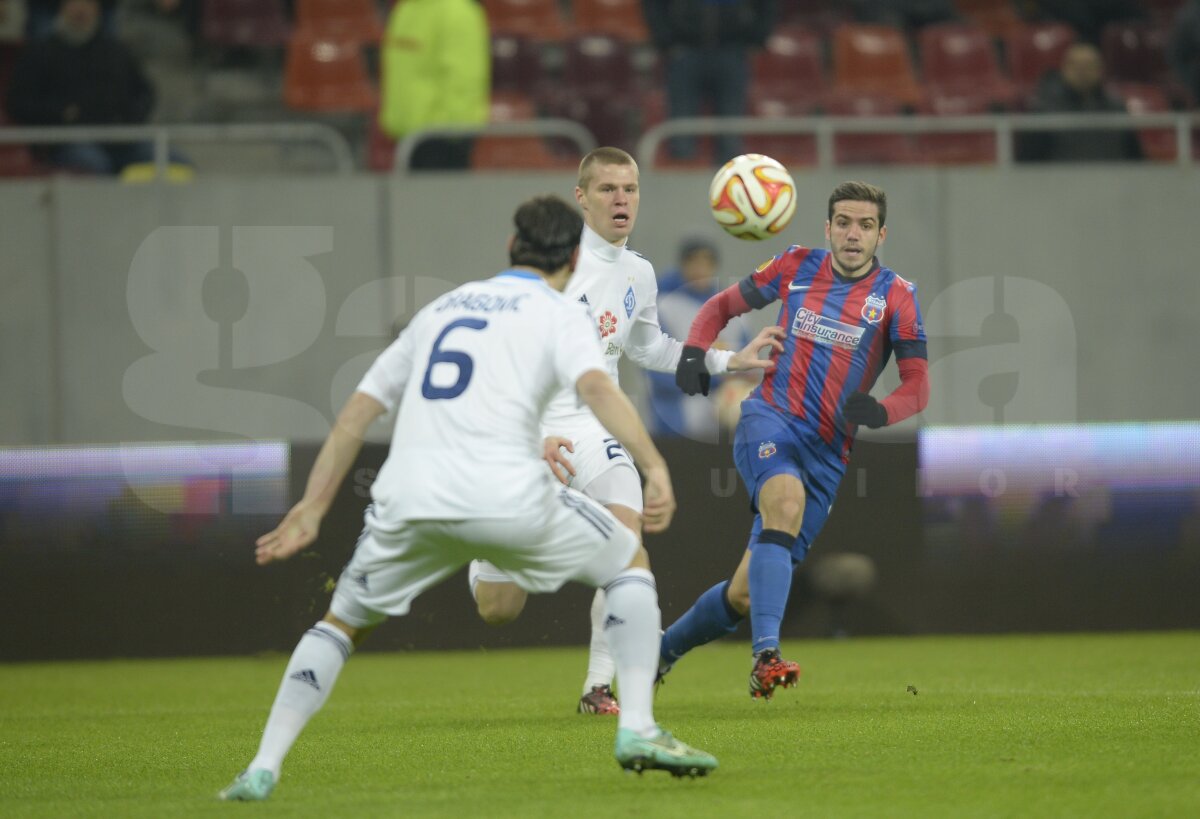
[888,276,928,360]
[356,320,419,412]
[553,302,608,388]
[738,246,804,310]
[625,281,737,374]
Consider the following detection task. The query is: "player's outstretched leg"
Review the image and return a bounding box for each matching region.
[657,579,745,683]
[218,619,355,801]
[602,565,717,777]
[578,587,619,715]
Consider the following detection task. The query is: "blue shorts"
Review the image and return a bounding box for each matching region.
[732,398,846,563]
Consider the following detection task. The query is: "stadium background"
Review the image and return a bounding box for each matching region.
[1,0,1198,662]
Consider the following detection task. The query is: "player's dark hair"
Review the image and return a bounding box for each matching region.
[510,195,583,273]
[577,146,637,191]
[828,181,887,227]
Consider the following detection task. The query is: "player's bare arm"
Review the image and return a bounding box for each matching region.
[542,435,576,485]
[574,369,676,533]
[726,325,785,372]
[255,392,386,565]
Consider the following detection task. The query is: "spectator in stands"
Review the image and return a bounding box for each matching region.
[379,0,489,171]
[1019,0,1144,44]
[847,0,959,30]
[25,0,117,39]
[643,0,776,165]
[1168,0,1200,106]
[1016,42,1143,162]
[647,235,752,441]
[5,0,184,175]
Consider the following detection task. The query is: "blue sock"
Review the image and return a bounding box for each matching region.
[749,529,796,655]
[659,581,743,667]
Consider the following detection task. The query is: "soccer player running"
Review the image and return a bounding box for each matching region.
[219,196,717,801]
[663,181,930,699]
[467,147,784,715]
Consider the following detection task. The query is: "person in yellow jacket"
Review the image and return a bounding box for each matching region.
[379,0,490,170]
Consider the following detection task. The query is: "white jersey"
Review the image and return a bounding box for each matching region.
[541,225,735,436]
[356,270,605,524]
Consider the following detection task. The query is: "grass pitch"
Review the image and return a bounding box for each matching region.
[1,632,1197,818]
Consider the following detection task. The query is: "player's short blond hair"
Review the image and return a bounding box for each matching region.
[577,147,638,192]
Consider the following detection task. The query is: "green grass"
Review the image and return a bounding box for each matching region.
[1,633,1198,818]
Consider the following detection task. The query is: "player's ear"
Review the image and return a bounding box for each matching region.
[824,220,831,241]
[574,186,586,207]
[877,225,887,246]
[507,234,515,255]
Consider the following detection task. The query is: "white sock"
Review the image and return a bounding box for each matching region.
[248,621,353,778]
[582,587,616,694]
[602,568,660,736]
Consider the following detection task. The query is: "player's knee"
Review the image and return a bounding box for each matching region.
[475,585,526,625]
[765,497,804,531]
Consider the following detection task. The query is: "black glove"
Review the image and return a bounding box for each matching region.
[843,392,888,428]
[676,345,711,396]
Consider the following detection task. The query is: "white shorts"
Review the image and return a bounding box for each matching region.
[470,427,644,591]
[331,491,638,628]
[560,426,643,513]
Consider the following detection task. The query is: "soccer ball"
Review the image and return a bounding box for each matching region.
[708,154,797,241]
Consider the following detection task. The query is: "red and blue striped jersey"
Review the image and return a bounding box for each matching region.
[742,245,927,458]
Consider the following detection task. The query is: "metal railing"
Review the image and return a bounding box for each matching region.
[637,112,1200,170]
[392,119,597,173]
[0,122,357,174]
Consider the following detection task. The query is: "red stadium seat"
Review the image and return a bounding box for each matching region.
[952,0,1025,40]
[283,34,378,112]
[561,34,634,98]
[490,33,542,93]
[831,24,924,109]
[914,92,998,164]
[744,90,818,169]
[639,88,714,169]
[571,0,649,43]
[1101,22,1171,85]
[1113,82,1176,161]
[1005,22,1076,102]
[489,90,537,122]
[776,0,849,38]
[918,22,1015,108]
[824,93,916,165]
[482,0,571,41]
[469,136,579,170]
[201,0,291,48]
[294,0,383,44]
[752,25,826,113]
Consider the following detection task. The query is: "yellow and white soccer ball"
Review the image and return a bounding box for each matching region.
[708,153,797,241]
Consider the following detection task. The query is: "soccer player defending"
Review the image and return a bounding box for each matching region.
[663,181,930,699]
[219,196,717,801]
[468,147,783,715]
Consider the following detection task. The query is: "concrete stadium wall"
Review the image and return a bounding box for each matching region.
[1,165,1196,446]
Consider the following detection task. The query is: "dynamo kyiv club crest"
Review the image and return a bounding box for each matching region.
[624,285,636,318]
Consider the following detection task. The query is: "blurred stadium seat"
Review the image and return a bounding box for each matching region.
[490,33,541,93]
[776,0,848,37]
[469,135,578,170]
[1005,22,1076,103]
[283,34,378,112]
[571,0,649,43]
[919,22,1015,108]
[201,0,291,49]
[831,24,924,109]
[825,93,916,165]
[1101,21,1172,86]
[1113,81,1176,161]
[753,25,826,113]
[561,34,633,98]
[745,90,818,168]
[0,111,39,178]
[915,92,998,164]
[952,0,1024,40]
[482,0,570,41]
[294,0,383,44]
